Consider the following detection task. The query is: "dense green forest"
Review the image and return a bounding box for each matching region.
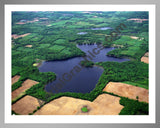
[12,11,149,115]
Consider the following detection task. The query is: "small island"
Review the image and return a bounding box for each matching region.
[80,60,94,67]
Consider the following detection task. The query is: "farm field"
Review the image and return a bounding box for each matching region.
[12,95,44,115]
[141,52,149,63]
[12,79,39,100]
[34,94,123,115]
[12,75,20,85]
[103,82,148,103]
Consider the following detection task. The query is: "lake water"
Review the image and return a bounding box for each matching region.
[91,27,112,30]
[38,44,129,94]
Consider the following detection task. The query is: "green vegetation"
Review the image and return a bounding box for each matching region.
[96,61,148,87]
[81,106,89,112]
[12,11,148,73]
[104,35,148,61]
[102,92,148,115]
[122,81,148,89]
[80,60,94,67]
[33,63,38,66]
[12,11,149,115]
[119,97,148,115]
[12,110,19,115]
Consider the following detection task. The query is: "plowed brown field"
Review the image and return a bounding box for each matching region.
[34,94,123,115]
[12,95,44,115]
[12,79,39,100]
[12,75,20,85]
[141,52,149,64]
[103,82,148,103]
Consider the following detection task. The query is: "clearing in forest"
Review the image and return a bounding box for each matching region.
[12,33,31,39]
[130,36,139,40]
[12,79,39,100]
[103,82,148,103]
[127,18,148,23]
[34,94,123,115]
[25,45,32,47]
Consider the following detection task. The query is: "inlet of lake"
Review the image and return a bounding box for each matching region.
[38,44,129,94]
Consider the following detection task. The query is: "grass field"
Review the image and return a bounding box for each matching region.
[49,45,65,53]
[106,35,148,60]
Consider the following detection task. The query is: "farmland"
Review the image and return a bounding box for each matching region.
[11,11,149,115]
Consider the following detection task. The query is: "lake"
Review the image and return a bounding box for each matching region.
[38,44,129,93]
[77,27,112,35]
[91,27,112,30]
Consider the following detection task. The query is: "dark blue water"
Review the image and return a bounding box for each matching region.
[38,44,129,93]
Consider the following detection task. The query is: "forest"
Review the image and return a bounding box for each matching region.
[12,11,149,115]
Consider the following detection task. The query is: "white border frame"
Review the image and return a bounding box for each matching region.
[5,4,155,123]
